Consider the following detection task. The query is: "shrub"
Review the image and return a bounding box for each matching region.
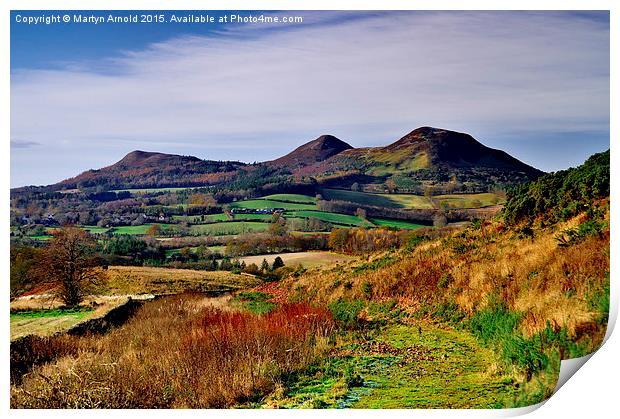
[328,299,365,329]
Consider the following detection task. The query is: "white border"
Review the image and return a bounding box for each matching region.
[2,1,616,418]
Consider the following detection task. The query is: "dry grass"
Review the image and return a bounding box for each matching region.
[282,213,609,341]
[238,251,356,269]
[11,294,335,408]
[103,265,261,295]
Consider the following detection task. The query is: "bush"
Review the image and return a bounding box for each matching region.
[328,299,365,329]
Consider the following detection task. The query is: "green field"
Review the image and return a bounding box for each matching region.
[320,189,433,209]
[285,211,371,227]
[370,218,428,230]
[80,226,111,234]
[259,194,317,204]
[109,224,174,235]
[10,307,95,340]
[230,199,316,211]
[189,222,270,236]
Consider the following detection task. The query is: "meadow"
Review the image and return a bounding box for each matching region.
[230,199,317,211]
[320,188,502,209]
[284,211,371,227]
[237,251,356,269]
[103,266,261,295]
[188,221,270,236]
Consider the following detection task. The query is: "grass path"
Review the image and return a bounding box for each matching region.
[350,323,516,408]
[272,322,516,408]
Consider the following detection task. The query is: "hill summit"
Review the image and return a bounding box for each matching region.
[269,135,353,168]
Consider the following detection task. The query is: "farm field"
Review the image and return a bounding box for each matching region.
[284,211,371,227]
[110,224,174,235]
[237,251,356,269]
[103,266,261,295]
[230,199,317,211]
[320,189,502,210]
[369,218,428,230]
[259,194,317,204]
[188,221,270,236]
[435,192,503,208]
[10,295,135,340]
[320,189,433,209]
[10,308,93,340]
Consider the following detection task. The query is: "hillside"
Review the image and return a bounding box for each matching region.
[59,151,246,190]
[276,150,609,406]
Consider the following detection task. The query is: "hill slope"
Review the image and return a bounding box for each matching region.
[59,151,246,189]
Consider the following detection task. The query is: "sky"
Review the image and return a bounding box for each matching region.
[10,10,610,187]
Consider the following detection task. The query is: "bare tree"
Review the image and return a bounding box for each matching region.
[38,226,104,306]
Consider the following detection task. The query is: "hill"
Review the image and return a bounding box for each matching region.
[59,151,246,190]
[296,127,543,192]
[26,127,543,194]
[268,135,353,169]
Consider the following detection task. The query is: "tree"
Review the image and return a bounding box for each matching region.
[260,258,270,273]
[146,224,162,237]
[272,256,285,270]
[355,208,367,220]
[268,213,288,236]
[433,213,448,228]
[37,226,104,306]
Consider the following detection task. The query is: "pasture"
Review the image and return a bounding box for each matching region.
[285,211,370,227]
[230,199,316,211]
[188,222,269,236]
[369,218,428,230]
[103,265,261,295]
[237,251,355,269]
[259,194,317,204]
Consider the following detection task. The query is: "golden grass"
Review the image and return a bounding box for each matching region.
[238,251,356,269]
[103,265,261,295]
[282,213,609,341]
[11,294,335,408]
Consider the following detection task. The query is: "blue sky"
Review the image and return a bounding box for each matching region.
[10,10,610,187]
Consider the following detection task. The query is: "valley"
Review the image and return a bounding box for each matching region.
[8,129,609,409]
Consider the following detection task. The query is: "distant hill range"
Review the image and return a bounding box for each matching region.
[37,127,543,194]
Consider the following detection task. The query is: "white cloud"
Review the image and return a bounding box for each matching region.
[10,11,609,186]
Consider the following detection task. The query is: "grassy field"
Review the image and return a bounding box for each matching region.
[435,192,503,208]
[230,199,317,211]
[237,251,355,269]
[9,295,136,340]
[103,266,261,295]
[320,189,433,209]
[370,218,428,230]
[10,308,94,340]
[80,226,112,234]
[109,224,174,235]
[285,211,371,227]
[259,194,317,204]
[189,222,269,236]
